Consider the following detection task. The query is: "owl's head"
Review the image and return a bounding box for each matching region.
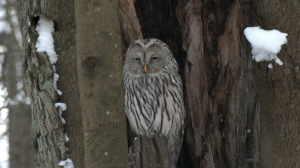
[123,39,177,76]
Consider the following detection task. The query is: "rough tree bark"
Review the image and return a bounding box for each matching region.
[18,0,128,167]
[18,1,71,167]
[120,0,260,167]
[176,1,260,167]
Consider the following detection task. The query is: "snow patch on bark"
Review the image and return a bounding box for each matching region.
[244,27,287,65]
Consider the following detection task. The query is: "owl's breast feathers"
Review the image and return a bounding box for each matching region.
[124,71,184,137]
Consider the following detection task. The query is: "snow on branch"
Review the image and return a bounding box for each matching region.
[244,27,288,66]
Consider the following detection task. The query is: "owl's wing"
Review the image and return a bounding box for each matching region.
[146,72,185,135]
[165,73,185,166]
[145,73,185,166]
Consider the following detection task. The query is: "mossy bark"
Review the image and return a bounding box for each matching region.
[18,0,76,167]
[24,50,67,167]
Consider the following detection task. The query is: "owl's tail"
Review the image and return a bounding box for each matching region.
[167,122,184,168]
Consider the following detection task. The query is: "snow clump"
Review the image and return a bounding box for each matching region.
[59,158,74,168]
[55,102,67,124]
[35,15,58,64]
[244,27,288,65]
[268,63,273,69]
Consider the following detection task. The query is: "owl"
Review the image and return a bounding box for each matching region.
[123,39,185,167]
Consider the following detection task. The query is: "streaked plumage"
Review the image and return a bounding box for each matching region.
[123,39,185,167]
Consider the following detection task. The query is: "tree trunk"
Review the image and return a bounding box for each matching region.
[52,0,84,166]
[18,2,68,167]
[74,0,128,167]
[2,31,34,168]
[120,0,260,167]
[255,1,300,167]
[0,1,34,167]
[8,103,34,168]
[18,0,128,167]
[177,1,260,167]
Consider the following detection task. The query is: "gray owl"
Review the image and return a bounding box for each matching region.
[123,39,185,167]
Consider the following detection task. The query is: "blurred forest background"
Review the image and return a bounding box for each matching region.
[0,0,34,167]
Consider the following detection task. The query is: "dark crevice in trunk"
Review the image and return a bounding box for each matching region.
[134,0,187,75]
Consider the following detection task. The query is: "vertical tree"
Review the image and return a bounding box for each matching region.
[0,0,34,167]
[176,1,260,167]
[75,0,128,167]
[256,1,300,167]
[18,0,128,167]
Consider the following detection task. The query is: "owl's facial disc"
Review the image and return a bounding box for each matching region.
[124,44,167,75]
[144,45,167,74]
[124,45,146,75]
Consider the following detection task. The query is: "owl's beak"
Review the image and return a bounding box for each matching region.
[144,65,147,73]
